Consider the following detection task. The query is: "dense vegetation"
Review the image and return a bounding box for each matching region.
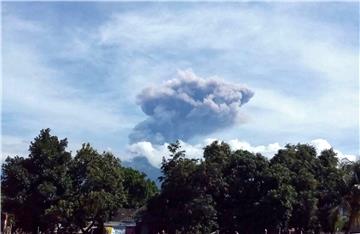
[142,141,360,234]
[1,129,359,234]
[1,129,157,233]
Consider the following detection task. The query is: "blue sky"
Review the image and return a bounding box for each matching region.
[2,2,359,166]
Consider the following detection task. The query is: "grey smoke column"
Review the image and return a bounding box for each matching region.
[129,70,254,144]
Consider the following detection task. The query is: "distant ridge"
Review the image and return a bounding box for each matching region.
[123,156,162,187]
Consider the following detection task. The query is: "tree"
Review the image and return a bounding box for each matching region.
[224,150,272,233]
[271,144,320,233]
[2,129,159,233]
[202,141,232,233]
[56,143,126,233]
[143,141,218,233]
[214,148,295,233]
[261,163,296,232]
[5,129,356,233]
[2,156,33,232]
[1,129,72,233]
[143,141,299,234]
[341,160,360,232]
[122,167,158,209]
[316,149,344,233]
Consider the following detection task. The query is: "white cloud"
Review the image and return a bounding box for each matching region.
[249,88,307,121]
[310,139,332,153]
[310,138,358,162]
[3,15,133,134]
[126,140,203,167]
[97,5,356,86]
[2,14,45,34]
[3,46,126,132]
[126,138,358,168]
[1,136,30,162]
[227,139,282,158]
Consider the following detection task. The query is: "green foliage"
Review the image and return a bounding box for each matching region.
[143,141,218,233]
[143,141,355,234]
[122,167,158,209]
[1,129,72,233]
[341,160,360,231]
[263,163,296,229]
[316,149,344,233]
[271,144,320,232]
[57,144,126,233]
[2,130,358,233]
[144,141,298,233]
[205,145,296,233]
[1,129,157,233]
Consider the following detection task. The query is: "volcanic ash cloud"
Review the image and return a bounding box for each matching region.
[129,70,254,144]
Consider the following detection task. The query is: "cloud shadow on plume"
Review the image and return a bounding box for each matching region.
[129,70,254,144]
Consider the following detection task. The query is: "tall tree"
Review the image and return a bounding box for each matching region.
[224,150,271,233]
[144,141,298,234]
[316,149,345,233]
[271,144,320,233]
[262,163,296,231]
[2,129,160,233]
[143,141,218,233]
[122,167,158,209]
[341,160,360,232]
[214,148,295,233]
[202,141,232,233]
[63,144,126,233]
[1,129,72,233]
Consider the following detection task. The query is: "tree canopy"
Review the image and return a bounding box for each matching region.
[2,129,359,234]
[142,141,359,234]
[1,129,158,233]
